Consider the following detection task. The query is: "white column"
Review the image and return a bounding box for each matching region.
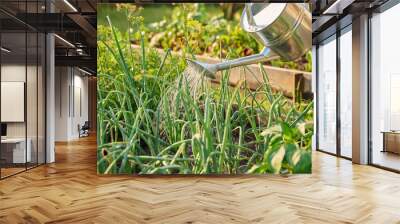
[46,32,55,163]
[352,14,369,164]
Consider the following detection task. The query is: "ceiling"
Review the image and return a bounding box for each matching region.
[311,0,391,44]
[0,0,97,75]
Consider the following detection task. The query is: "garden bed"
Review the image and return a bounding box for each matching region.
[131,44,312,100]
[98,12,313,175]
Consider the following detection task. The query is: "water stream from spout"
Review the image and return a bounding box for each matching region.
[162,62,209,116]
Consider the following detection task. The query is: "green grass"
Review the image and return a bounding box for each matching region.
[97,15,313,175]
[97,4,222,32]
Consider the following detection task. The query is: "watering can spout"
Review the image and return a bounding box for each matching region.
[186,47,278,79]
[186,59,217,79]
[187,3,311,79]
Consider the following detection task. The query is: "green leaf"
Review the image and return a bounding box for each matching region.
[293,151,312,173]
[270,146,286,174]
[261,125,281,137]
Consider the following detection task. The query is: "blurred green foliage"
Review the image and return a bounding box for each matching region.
[98,3,312,72]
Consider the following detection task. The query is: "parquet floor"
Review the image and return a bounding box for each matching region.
[1,167,26,178]
[1,135,400,224]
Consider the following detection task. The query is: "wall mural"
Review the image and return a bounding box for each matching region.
[97,3,313,175]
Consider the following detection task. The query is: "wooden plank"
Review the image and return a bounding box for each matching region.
[131,45,312,99]
[1,135,400,223]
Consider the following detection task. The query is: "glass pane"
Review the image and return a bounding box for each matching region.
[1,30,27,177]
[317,36,337,154]
[26,0,39,168]
[0,0,46,178]
[27,31,38,169]
[339,28,352,158]
[371,4,400,171]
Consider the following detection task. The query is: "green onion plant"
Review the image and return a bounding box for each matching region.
[97,15,313,175]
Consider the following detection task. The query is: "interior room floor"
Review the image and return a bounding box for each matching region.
[0,136,400,223]
[1,163,42,178]
[372,150,400,171]
[0,167,25,178]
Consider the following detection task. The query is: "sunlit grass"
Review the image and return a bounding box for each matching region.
[97,16,313,175]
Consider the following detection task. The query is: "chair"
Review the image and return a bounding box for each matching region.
[79,121,90,138]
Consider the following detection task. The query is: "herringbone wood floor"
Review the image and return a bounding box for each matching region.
[1,135,400,224]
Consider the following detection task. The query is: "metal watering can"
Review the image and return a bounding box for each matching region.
[187,3,312,79]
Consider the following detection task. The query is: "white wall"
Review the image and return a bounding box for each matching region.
[55,66,69,141]
[1,82,25,122]
[55,67,89,141]
[72,72,89,138]
[1,65,26,139]
[1,63,46,164]
[1,65,25,82]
